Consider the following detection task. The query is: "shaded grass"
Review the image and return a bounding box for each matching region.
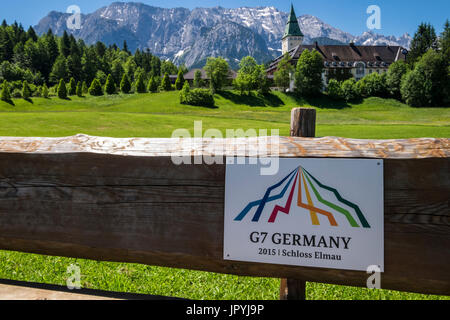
[0,91,449,300]
[0,251,447,300]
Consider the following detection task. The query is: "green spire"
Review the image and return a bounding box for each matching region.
[283,4,303,38]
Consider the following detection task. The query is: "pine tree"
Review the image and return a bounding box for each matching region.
[0,29,14,62]
[104,74,116,95]
[161,72,172,91]
[76,81,83,97]
[175,70,185,90]
[22,80,31,100]
[60,31,71,57]
[120,74,131,94]
[50,55,69,85]
[82,81,88,94]
[45,30,59,65]
[1,80,11,102]
[193,70,203,88]
[180,81,190,104]
[68,77,77,96]
[440,19,450,59]
[408,23,438,64]
[135,73,146,93]
[42,83,49,98]
[26,26,38,42]
[148,77,159,93]
[123,40,129,54]
[57,79,67,99]
[89,78,103,96]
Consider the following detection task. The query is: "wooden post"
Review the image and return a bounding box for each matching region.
[290,108,316,138]
[280,108,317,300]
[280,279,307,300]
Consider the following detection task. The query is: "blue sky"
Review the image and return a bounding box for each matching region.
[1,0,448,37]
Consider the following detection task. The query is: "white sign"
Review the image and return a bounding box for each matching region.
[224,158,384,272]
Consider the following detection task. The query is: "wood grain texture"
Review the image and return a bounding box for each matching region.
[291,108,316,138]
[0,134,447,159]
[0,136,448,296]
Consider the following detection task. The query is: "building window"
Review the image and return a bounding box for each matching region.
[355,62,365,76]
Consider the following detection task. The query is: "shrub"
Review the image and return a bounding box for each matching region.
[1,80,12,102]
[386,61,408,99]
[400,69,429,107]
[401,50,449,107]
[33,86,42,97]
[294,49,324,97]
[22,80,31,99]
[42,84,49,98]
[204,57,230,93]
[12,89,22,98]
[68,77,77,96]
[357,72,387,98]
[96,71,107,85]
[89,78,103,96]
[76,82,83,97]
[274,54,294,92]
[341,78,359,102]
[82,81,88,94]
[180,82,215,107]
[57,79,67,99]
[326,79,342,100]
[120,74,131,94]
[105,74,116,95]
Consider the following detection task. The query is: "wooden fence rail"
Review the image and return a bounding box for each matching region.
[0,133,448,297]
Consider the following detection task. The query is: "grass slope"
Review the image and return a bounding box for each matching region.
[0,91,448,139]
[0,91,449,300]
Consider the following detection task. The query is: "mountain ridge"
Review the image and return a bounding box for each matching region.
[34,2,411,68]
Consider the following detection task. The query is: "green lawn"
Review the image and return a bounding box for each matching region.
[0,91,448,138]
[0,91,449,300]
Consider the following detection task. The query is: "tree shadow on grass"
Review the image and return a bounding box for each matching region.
[287,93,354,110]
[2,99,15,106]
[24,98,33,104]
[217,91,284,107]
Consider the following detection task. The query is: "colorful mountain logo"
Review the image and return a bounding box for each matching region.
[234,166,370,228]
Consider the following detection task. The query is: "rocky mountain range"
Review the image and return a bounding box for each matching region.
[34,2,412,68]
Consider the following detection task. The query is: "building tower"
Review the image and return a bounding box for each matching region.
[282,4,304,55]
